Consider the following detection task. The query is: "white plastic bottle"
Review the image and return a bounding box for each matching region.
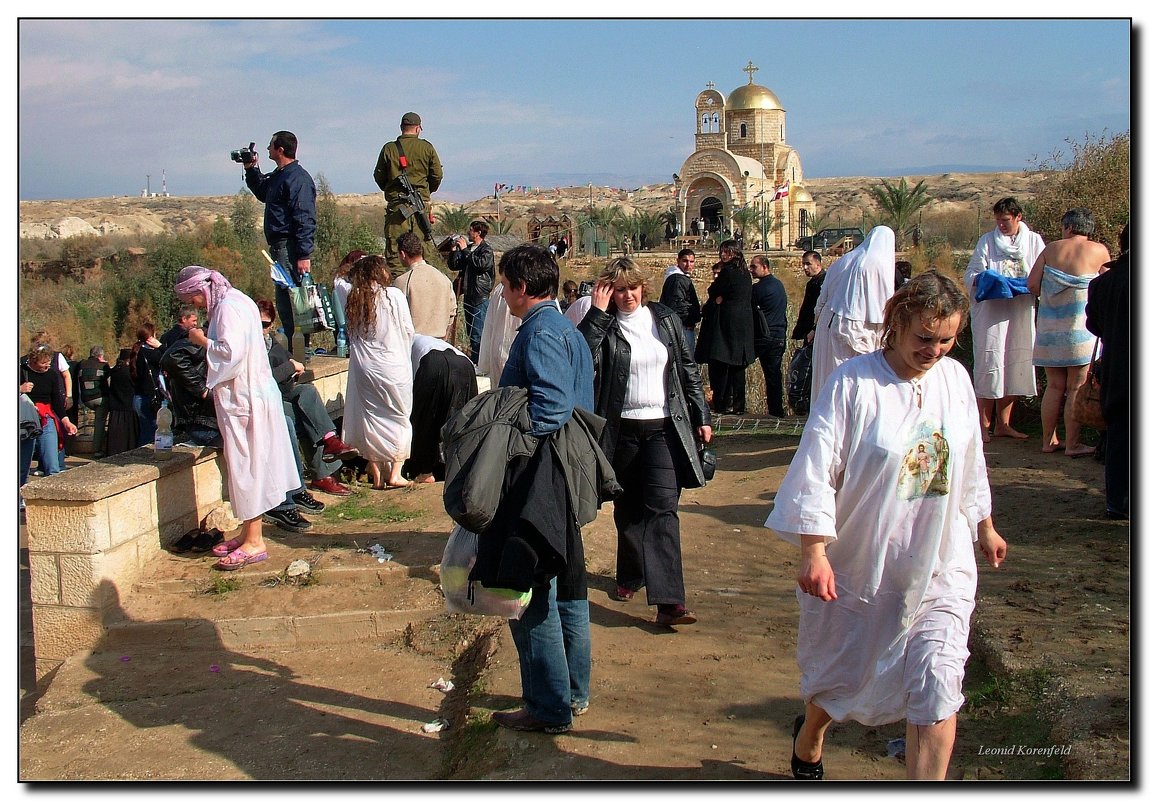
[154,400,173,460]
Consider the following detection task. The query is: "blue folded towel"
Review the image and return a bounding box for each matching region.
[974,271,1030,301]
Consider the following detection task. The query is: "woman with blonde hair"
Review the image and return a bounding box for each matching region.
[767,271,1007,780]
[578,257,712,627]
[341,254,415,489]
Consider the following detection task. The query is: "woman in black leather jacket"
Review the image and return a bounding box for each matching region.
[578,257,712,627]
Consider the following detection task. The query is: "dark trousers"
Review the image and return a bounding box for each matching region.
[269,239,308,347]
[405,350,478,479]
[756,338,786,417]
[287,383,340,481]
[1104,407,1129,517]
[708,361,747,414]
[611,418,686,606]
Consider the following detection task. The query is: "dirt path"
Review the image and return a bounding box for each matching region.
[19,430,1128,780]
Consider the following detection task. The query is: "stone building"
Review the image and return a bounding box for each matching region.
[675,61,816,250]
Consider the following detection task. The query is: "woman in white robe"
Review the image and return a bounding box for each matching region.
[341,254,415,489]
[963,197,1044,441]
[810,225,896,403]
[476,282,518,385]
[175,266,299,570]
[766,271,1007,780]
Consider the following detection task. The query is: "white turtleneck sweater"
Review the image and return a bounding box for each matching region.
[617,305,669,420]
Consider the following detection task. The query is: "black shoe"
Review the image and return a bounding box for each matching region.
[263,507,312,532]
[292,489,325,513]
[169,528,200,553]
[189,529,224,553]
[791,715,824,780]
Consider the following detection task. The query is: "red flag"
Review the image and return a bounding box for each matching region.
[771,181,790,202]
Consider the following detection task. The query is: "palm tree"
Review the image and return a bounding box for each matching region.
[433,203,473,236]
[867,178,930,247]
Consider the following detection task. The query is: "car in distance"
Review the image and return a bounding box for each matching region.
[794,227,865,252]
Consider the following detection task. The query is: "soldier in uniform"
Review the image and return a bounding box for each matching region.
[373,112,444,275]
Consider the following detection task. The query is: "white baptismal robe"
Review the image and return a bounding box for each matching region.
[204,289,300,521]
[766,351,992,726]
[343,285,415,463]
[963,225,1044,398]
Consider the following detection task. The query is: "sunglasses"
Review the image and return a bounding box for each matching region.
[261,320,273,328]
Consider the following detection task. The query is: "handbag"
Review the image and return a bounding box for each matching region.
[698,443,716,481]
[290,276,333,335]
[787,342,814,416]
[1072,341,1107,430]
[440,525,532,619]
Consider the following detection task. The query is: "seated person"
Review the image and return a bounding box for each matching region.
[257,300,358,497]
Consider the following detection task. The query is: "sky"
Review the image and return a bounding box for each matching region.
[13,17,1133,203]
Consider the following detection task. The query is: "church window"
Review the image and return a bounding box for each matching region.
[739,123,747,138]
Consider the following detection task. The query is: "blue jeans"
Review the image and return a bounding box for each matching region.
[508,577,578,726]
[35,417,65,475]
[463,296,489,364]
[133,394,157,446]
[558,598,591,709]
[683,326,696,354]
[20,436,36,486]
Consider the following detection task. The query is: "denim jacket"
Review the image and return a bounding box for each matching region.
[499,300,594,435]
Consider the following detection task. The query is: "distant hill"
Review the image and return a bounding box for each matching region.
[18,170,1044,242]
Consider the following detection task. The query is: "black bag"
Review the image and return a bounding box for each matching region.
[698,443,716,481]
[787,342,813,416]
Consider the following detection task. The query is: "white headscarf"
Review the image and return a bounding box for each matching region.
[820,226,896,324]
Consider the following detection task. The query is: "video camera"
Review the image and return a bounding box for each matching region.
[230,142,257,166]
[577,280,595,298]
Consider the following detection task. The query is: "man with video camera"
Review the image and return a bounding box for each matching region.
[241,130,317,344]
[374,112,443,275]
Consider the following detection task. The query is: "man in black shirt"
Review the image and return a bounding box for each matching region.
[791,250,825,344]
[659,249,702,351]
[750,255,789,417]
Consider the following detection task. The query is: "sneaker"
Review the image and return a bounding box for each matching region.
[263,507,312,532]
[309,475,352,497]
[321,436,360,463]
[491,708,571,734]
[571,702,589,717]
[292,489,326,513]
[613,585,635,602]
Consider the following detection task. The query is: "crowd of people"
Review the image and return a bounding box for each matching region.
[19,159,1128,777]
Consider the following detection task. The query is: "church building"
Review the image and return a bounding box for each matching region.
[675,62,815,250]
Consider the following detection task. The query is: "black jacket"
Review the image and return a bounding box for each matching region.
[578,301,712,489]
[792,271,826,341]
[660,270,702,329]
[1085,251,1129,419]
[159,336,218,434]
[694,262,755,367]
[77,357,110,403]
[448,240,495,303]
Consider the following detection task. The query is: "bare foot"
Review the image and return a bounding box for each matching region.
[981,429,991,444]
[414,473,436,484]
[1066,446,1096,459]
[1042,442,1065,453]
[386,479,412,489]
[992,426,1029,440]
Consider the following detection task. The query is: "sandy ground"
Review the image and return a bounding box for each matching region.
[18,425,1127,781]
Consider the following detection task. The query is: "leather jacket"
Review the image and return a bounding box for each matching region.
[159,336,218,434]
[577,301,712,488]
[448,239,495,303]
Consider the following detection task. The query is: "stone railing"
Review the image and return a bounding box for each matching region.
[22,355,349,681]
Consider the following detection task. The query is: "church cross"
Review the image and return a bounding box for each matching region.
[705,81,715,90]
[743,60,758,83]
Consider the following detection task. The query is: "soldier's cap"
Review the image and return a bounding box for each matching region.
[401,112,422,127]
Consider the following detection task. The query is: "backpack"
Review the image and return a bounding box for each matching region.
[787,342,814,416]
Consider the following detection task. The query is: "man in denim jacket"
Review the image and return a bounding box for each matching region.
[493,244,595,733]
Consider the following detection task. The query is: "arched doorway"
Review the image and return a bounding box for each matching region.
[700,197,724,239]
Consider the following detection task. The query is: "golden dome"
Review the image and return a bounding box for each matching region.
[791,184,813,203]
[727,82,783,111]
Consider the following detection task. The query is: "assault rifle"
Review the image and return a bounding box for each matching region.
[395,138,434,241]
[395,168,434,241]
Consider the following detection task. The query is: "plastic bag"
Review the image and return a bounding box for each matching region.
[787,342,813,416]
[440,524,532,619]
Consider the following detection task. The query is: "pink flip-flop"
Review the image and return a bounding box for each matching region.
[214,550,268,571]
[211,537,244,557]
